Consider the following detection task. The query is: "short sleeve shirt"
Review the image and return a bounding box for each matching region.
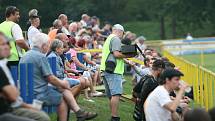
[12,24,26,57]
[47,51,65,79]
[110,36,121,52]
[144,86,172,121]
[27,26,40,47]
[12,24,24,41]
[19,47,53,97]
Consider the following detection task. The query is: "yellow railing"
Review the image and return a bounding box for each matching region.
[163,49,215,110]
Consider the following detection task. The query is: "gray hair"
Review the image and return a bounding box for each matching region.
[50,39,63,52]
[53,19,61,28]
[31,33,49,48]
[81,14,88,19]
[58,14,67,20]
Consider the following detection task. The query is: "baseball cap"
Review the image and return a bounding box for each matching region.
[113,24,124,32]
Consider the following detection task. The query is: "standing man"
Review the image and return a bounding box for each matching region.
[58,14,70,35]
[100,24,132,121]
[0,6,30,67]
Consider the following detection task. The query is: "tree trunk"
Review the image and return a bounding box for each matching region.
[172,17,177,39]
[160,16,166,40]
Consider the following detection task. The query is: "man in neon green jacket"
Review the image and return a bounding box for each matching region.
[101,24,134,121]
[0,6,30,68]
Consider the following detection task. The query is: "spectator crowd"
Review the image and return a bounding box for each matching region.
[0,6,215,121]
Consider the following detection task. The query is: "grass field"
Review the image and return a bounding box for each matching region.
[50,75,134,121]
[181,53,215,72]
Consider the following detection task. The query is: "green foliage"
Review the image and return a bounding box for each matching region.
[1,0,215,39]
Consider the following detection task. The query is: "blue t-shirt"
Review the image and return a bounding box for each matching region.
[19,47,53,97]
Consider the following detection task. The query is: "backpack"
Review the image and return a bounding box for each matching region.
[133,74,158,121]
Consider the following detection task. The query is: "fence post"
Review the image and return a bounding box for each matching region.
[65,53,71,61]
[27,63,34,103]
[200,48,204,66]
[19,63,27,102]
[48,57,57,76]
[10,66,18,86]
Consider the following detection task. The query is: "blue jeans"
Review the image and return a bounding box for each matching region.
[36,86,62,106]
[64,77,80,87]
[102,72,123,98]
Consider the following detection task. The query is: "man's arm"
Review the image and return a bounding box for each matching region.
[12,24,30,51]
[163,85,187,112]
[46,75,69,89]
[2,85,19,102]
[73,56,89,70]
[111,36,134,59]
[0,68,19,102]
[113,51,128,58]
[16,40,30,51]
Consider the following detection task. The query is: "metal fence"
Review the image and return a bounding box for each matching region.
[163,49,215,110]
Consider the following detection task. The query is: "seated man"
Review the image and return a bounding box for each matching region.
[0,67,35,121]
[19,33,97,121]
[0,32,49,121]
[144,69,188,121]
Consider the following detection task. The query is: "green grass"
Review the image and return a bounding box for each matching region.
[50,75,134,121]
[181,53,215,72]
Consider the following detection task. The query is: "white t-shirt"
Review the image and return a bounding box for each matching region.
[11,24,25,57]
[62,26,70,35]
[144,85,172,121]
[80,20,87,27]
[28,26,40,47]
[186,35,193,40]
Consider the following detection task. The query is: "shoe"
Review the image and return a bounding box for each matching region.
[110,116,120,121]
[76,110,98,121]
[91,91,103,97]
[84,98,95,103]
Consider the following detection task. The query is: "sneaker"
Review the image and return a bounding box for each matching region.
[84,98,95,103]
[91,91,103,97]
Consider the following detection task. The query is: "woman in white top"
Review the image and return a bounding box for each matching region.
[27,9,41,48]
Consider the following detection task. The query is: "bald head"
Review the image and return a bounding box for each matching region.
[53,19,62,29]
[81,14,90,22]
[55,33,69,42]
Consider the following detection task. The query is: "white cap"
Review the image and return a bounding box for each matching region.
[29,9,38,17]
[113,24,124,32]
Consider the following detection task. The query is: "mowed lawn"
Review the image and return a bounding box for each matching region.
[49,75,135,121]
[181,53,215,72]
